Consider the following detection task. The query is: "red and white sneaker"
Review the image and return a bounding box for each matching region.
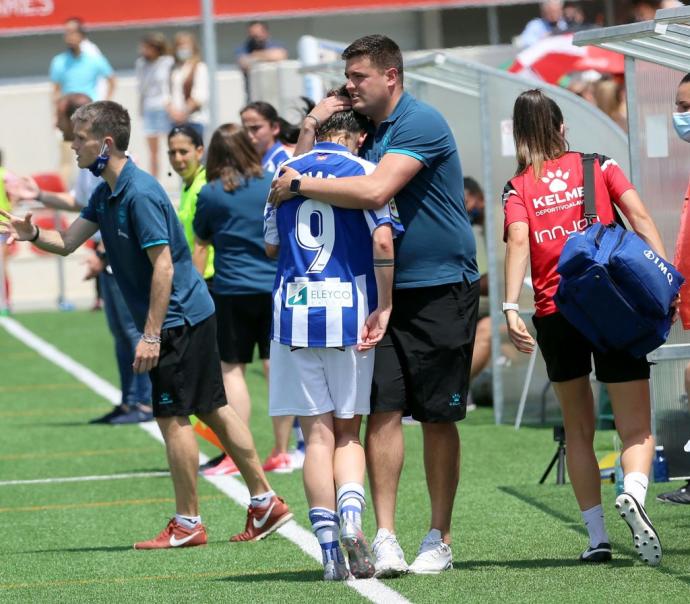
[203,454,241,477]
[229,496,293,542]
[133,518,207,550]
[262,452,293,473]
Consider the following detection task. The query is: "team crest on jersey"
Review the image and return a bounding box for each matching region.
[315,154,329,161]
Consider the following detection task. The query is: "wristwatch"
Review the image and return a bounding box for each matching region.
[502,302,520,313]
[289,176,303,194]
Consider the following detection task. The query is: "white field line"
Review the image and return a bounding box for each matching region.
[0,316,412,604]
[0,470,169,487]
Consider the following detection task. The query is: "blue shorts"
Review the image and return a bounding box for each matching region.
[142,109,171,136]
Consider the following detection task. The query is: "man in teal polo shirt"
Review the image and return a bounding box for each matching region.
[272,35,479,576]
[1,101,292,549]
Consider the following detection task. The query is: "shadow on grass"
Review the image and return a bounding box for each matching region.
[11,545,132,555]
[500,485,690,586]
[455,558,634,570]
[216,569,323,583]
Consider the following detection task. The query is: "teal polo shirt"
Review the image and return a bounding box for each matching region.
[361,91,479,289]
[49,50,113,101]
[81,159,214,332]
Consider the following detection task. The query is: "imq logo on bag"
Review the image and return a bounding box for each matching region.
[644,250,675,285]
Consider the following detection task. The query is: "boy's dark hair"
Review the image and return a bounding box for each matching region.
[342,35,403,83]
[71,101,131,151]
[317,86,369,140]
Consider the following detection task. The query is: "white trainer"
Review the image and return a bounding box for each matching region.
[408,529,453,575]
[372,528,409,578]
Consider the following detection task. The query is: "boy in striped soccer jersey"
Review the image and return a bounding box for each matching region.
[264,99,402,581]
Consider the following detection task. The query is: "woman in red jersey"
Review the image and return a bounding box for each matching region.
[503,89,666,566]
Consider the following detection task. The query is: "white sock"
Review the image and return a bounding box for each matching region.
[175,514,201,529]
[336,482,365,528]
[309,507,343,564]
[581,504,609,547]
[250,490,275,509]
[624,472,649,506]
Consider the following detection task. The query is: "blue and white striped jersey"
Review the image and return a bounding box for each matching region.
[264,141,403,348]
[262,142,292,173]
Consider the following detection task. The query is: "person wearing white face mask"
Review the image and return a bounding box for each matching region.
[168,31,209,140]
[657,73,690,506]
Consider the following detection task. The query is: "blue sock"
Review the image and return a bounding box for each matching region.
[309,507,343,564]
[336,482,365,529]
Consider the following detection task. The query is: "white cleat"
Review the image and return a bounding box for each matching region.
[615,493,662,566]
[408,529,453,575]
[372,528,409,578]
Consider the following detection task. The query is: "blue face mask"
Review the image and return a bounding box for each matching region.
[87,141,110,177]
[672,112,690,142]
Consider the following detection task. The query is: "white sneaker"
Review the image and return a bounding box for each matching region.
[372,528,408,578]
[408,529,453,575]
[289,447,305,470]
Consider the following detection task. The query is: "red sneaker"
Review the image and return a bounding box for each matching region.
[133,518,207,550]
[229,496,293,542]
[262,452,293,473]
[203,454,241,477]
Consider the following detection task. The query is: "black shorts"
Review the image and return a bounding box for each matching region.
[371,279,480,423]
[149,315,227,417]
[215,293,272,363]
[533,312,650,383]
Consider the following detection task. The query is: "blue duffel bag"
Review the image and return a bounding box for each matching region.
[554,154,683,358]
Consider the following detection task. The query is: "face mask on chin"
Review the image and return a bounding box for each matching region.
[673,112,690,142]
[87,141,110,177]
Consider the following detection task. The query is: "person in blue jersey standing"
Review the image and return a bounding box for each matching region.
[0,101,292,549]
[240,101,296,173]
[265,97,402,581]
[271,35,480,576]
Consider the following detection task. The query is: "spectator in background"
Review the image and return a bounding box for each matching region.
[192,124,278,477]
[563,2,591,31]
[50,18,115,104]
[632,0,662,21]
[4,93,153,425]
[235,21,288,78]
[593,77,627,131]
[168,32,209,140]
[517,0,568,49]
[136,33,174,179]
[51,18,116,187]
[463,178,491,387]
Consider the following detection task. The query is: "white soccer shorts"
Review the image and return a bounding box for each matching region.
[269,341,374,419]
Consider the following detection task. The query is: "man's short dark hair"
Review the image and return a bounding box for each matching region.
[71,101,131,151]
[681,73,690,86]
[317,86,369,141]
[248,20,268,30]
[342,35,404,83]
[65,17,86,34]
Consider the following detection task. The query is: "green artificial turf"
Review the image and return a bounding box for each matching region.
[0,310,688,603]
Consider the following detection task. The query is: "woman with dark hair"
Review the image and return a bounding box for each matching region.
[193,124,277,473]
[503,89,667,566]
[136,32,173,178]
[240,101,299,172]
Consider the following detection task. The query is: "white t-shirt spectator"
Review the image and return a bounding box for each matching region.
[136,55,174,112]
[170,61,209,126]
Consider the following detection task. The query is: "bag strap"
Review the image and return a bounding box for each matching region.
[582,153,598,226]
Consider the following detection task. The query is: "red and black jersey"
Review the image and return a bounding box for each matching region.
[503,151,633,316]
